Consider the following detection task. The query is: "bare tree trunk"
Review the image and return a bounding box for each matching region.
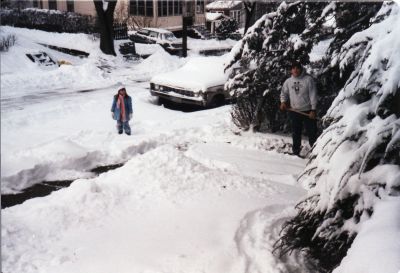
[244,2,256,34]
[94,0,117,56]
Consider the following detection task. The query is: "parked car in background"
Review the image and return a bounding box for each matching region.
[129,28,182,54]
[150,56,230,108]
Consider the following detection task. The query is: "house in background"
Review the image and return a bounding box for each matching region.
[29,0,209,32]
[30,0,96,16]
[205,11,228,34]
[205,0,244,31]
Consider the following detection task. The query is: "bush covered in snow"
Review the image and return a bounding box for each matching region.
[225,2,382,133]
[275,2,400,272]
[0,8,96,34]
[215,17,239,40]
[0,33,17,52]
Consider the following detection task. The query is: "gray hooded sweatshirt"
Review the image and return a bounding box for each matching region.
[280,72,317,111]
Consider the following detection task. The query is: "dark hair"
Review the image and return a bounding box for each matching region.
[290,61,303,70]
[114,88,129,98]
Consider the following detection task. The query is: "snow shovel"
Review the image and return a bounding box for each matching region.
[287,108,320,121]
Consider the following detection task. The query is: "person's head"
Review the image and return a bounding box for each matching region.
[290,61,303,77]
[118,87,127,96]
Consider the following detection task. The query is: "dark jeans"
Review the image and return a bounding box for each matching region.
[290,111,317,154]
[117,120,131,135]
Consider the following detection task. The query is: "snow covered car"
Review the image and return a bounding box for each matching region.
[129,28,182,54]
[150,56,230,107]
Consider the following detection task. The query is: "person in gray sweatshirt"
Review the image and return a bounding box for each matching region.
[280,61,318,156]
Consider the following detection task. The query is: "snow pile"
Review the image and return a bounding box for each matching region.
[134,42,163,56]
[2,140,306,273]
[0,26,98,53]
[0,26,109,94]
[133,48,186,80]
[333,197,400,273]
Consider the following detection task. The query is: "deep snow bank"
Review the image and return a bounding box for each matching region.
[2,140,306,273]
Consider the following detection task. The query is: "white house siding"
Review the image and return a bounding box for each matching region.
[74,1,96,16]
[31,0,206,30]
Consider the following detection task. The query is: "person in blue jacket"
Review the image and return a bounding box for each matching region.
[111,86,133,135]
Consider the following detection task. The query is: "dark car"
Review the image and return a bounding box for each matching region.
[129,28,182,54]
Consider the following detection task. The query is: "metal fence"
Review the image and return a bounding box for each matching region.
[114,23,128,40]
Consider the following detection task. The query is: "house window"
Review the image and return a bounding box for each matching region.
[157,0,182,17]
[158,0,168,17]
[168,0,173,16]
[173,0,182,16]
[157,1,163,16]
[130,0,137,15]
[196,0,204,14]
[230,10,241,23]
[178,1,183,15]
[48,0,57,10]
[130,0,153,17]
[146,0,153,17]
[138,0,145,16]
[162,0,168,16]
[32,0,38,8]
[67,0,74,12]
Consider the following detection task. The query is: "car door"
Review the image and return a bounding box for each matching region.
[148,31,158,44]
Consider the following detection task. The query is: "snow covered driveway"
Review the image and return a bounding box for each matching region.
[2,139,306,273]
[1,27,307,273]
[1,80,306,272]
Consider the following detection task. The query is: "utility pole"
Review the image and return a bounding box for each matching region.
[182,1,194,57]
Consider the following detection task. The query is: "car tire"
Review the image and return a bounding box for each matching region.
[208,94,225,108]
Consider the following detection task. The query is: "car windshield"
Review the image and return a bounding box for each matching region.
[163,33,177,41]
[138,29,149,35]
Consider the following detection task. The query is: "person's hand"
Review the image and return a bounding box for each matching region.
[280,102,287,111]
[111,112,114,119]
[309,111,316,120]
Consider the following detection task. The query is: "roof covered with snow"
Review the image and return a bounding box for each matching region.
[206,1,242,10]
[206,12,226,21]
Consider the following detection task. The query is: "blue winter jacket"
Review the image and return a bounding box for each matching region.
[111,95,133,121]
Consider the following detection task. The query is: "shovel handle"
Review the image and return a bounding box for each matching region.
[287,108,320,121]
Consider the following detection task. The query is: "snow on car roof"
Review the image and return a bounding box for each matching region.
[150,56,229,92]
[143,27,174,34]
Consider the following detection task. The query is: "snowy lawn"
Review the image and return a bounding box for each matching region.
[1,27,309,273]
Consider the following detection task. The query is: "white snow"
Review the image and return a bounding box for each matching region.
[333,197,400,273]
[206,1,242,10]
[309,38,334,63]
[150,55,230,92]
[206,12,225,21]
[2,2,400,270]
[1,26,308,273]
[188,37,237,53]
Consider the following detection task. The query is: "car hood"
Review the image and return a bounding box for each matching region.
[150,56,229,92]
